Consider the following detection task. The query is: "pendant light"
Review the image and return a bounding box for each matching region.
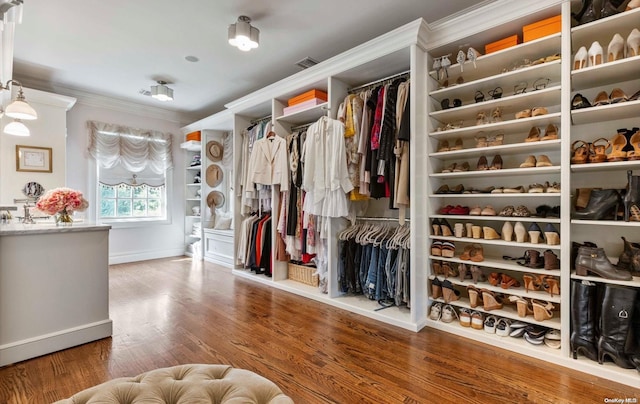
[4,119,30,136]
[228,16,259,51]
[151,81,174,101]
[1,80,38,120]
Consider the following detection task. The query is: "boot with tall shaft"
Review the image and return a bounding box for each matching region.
[598,284,637,368]
[571,280,600,361]
[572,189,621,220]
[624,170,640,222]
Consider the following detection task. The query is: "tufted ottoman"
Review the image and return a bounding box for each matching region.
[54,364,294,403]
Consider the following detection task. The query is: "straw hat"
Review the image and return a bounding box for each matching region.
[206,191,225,209]
[205,164,223,187]
[206,140,224,162]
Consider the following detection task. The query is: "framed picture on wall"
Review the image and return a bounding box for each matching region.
[16,145,53,173]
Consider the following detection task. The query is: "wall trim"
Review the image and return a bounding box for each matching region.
[109,247,185,265]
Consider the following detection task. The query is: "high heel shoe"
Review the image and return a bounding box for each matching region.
[572,189,622,220]
[432,260,444,276]
[523,274,542,293]
[470,265,483,284]
[607,33,625,62]
[531,299,554,321]
[543,276,559,297]
[491,107,503,123]
[571,140,590,164]
[528,223,542,244]
[500,274,520,289]
[542,124,558,141]
[587,41,603,67]
[514,222,527,243]
[458,263,469,282]
[609,88,628,103]
[501,222,513,241]
[431,218,442,235]
[440,219,453,237]
[431,277,443,299]
[489,155,503,170]
[483,226,500,240]
[476,111,487,126]
[525,127,541,142]
[441,280,460,303]
[587,138,610,163]
[454,222,465,238]
[509,296,533,318]
[607,132,628,161]
[627,28,640,58]
[627,129,640,160]
[467,285,483,308]
[482,290,504,311]
[593,90,610,106]
[544,224,560,245]
[441,241,456,258]
[476,155,488,170]
[574,46,588,70]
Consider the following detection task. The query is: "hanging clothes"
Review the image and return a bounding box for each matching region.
[246,133,289,192]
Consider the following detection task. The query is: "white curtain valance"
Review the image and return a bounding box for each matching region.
[87,120,174,174]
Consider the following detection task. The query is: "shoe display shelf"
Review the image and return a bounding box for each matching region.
[181,140,203,258]
[426,4,566,370]
[568,5,640,384]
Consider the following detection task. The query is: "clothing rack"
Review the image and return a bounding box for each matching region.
[356,216,410,222]
[250,115,272,125]
[290,122,314,132]
[347,69,411,94]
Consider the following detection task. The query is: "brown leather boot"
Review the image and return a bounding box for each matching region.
[575,246,632,280]
[521,249,544,269]
[544,250,559,270]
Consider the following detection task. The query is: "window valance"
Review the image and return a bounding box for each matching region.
[87,120,174,174]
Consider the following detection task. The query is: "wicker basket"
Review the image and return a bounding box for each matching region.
[287,263,318,286]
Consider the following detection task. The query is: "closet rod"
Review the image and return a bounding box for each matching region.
[348,69,411,93]
[356,216,409,222]
[250,115,272,125]
[290,122,313,132]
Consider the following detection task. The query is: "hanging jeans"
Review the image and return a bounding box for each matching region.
[364,245,379,299]
[359,244,372,297]
[374,245,389,301]
[385,248,399,300]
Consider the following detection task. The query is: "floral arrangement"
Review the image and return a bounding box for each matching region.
[36,187,89,220]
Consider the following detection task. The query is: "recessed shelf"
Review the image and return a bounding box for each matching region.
[571,272,640,287]
[571,55,640,91]
[430,214,561,223]
[432,297,562,330]
[430,166,560,179]
[430,86,561,124]
[180,140,201,152]
[430,256,561,277]
[429,113,561,139]
[429,275,562,304]
[429,139,561,159]
[571,99,640,125]
[276,102,328,125]
[571,219,640,227]
[571,160,640,173]
[429,235,561,250]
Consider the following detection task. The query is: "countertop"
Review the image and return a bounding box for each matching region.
[0,222,111,236]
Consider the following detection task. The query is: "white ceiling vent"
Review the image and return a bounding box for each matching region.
[295,57,319,69]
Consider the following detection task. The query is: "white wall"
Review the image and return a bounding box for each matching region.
[66,101,187,264]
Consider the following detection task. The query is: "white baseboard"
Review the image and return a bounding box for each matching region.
[109,248,184,265]
[0,320,112,367]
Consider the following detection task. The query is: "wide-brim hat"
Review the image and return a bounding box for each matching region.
[206,164,223,187]
[206,140,224,162]
[207,191,225,209]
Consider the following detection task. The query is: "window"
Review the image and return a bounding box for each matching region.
[88,121,173,224]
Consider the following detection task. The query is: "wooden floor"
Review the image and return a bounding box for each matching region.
[0,258,637,403]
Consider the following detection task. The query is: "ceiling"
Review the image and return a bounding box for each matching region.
[11,0,487,123]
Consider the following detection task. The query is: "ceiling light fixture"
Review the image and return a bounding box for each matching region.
[4,119,30,136]
[228,15,259,51]
[0,79,38,120]
[151,81,173,101]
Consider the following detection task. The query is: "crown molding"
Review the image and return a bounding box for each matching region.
[23,87,76,110]
[180,108,234,134]
[424,0,565,51]
[224,18,423,114]
[12,74,198,125]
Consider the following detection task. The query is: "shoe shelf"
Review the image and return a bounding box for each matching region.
[430,86,561,124]
[431,256,561,277]
[571,273,640,287]
[429,139,561,159]
[426,319,563,359]
[570,160,640,173]
[186,183,201,187]
[431,193,560,199]
[571,7,640,48]
[186,165,202,171]
[431,166,560,179]
[429,275,562,305]
[433,298,562,330]
[275,102,328,125]
[430,214,561,224]
[571,219,640,227]
[429,235,561,251]
[186,198,200,202]
[571,99,640,126]
[571,55,640,91]
[428,33,561,83]
[430,60,561,102]
[429,113,561,139]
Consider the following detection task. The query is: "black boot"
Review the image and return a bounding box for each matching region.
[575,246,632,280]
[572,241,598,270]
[628,295,640,372]
[572,189,621,220]
[571,280,599,361]
[580,0,599,24]
[624,170,640,221]
[598,284,637,368]
[601,0,622,17]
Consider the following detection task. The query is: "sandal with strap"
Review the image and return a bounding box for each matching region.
[607,132,628,162]
[525,127,541,142]
[500,274,521,289]
[571,140,590,164]
[481,290,504,311]
[509,295,533,318]
[531,299,554,321]
[588,138,610,163]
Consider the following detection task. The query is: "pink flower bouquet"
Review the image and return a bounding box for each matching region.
[36,187,89,216]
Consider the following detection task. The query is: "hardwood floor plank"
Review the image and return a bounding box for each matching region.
[0,257,637,403]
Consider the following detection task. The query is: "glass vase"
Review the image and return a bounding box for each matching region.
[55,209,73,226]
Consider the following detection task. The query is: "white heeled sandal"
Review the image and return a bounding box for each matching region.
[587,41,603,67]
[573,46,588,70]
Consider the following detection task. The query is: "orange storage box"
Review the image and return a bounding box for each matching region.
[523,15,561,42]
[287,89,328,106]
[485,34,520,54]
[186,131,201,142]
